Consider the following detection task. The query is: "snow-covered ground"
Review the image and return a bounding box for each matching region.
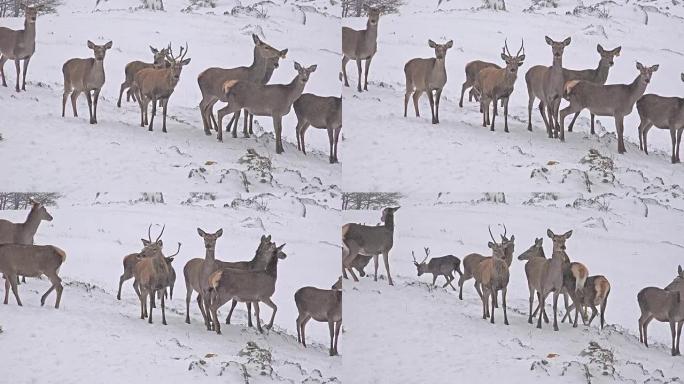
[0,192,341,383]
[341,0,684,193]
[343,193,684,383]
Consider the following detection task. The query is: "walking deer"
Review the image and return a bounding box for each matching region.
[638,265,684,356]
[525,36,571,137]
[475,40,525,132]
[342,206,399,286]
[403,39,453,124]
[472,228,510,325]
[636,74,684,163]
[412,247,462,290]
[216,62,317,154]
[197,34,287,137]
[0,198,53,245]
[341,6,381,92]
[0,5,39,92]
[61,40,113,124]
[117,45,169,108]
[459,60,501,108]
[117,224,164,301]
[132,234,179,325]
[0,244,66,308]
[293,94,342,163]
[133,43,191,133]
[294,285,342,356]
[564,45,622,133]
[561,274,610,329]
[559,62,659,150]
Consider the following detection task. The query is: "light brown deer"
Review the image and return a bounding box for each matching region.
[458,226,513,300]
[638,265,684,357]
[132,235,177,325]
[472,228,510,324]
[636,74,684,163]
[182,228,223,329]
[0,5,39,92]
[216,62,317,154]
[341,5,381,92]
[475,40,525,132]
[403,39,453,124]
[459,60,501,108]
[117,45,169,108]
[293,94,342,163]
[294,285,342,356]
[525,36,571,137]
[561,275,610,329]
[0,198,52,245]
[564,45,622,133]
[117,224,164,301]
[133,43,191,133]
[559,62,658,150]
[0,244,66,308]
[61,40,113,124]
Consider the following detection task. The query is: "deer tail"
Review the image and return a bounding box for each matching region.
[208,270,222,290]
[338,71,343,82]
[594,277,610,304]
[222,79,240,96]
[572,263,588,292]
[564,80,581,97]
[51,246,67,264]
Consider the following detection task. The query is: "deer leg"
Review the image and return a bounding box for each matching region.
[71,91,80,117]
[44,271,63,309]
[538,101,551,138]
[117,81,128,108]
[404,90,411,117]
[480,286,487,319]
[139,289,146,319]
[21,56,29,91]
[527,93,534,131]
[195,294,211,330]
[558,105,574,142]
[246,302,253,327]
[184,286,192,324]
[637,119,648,151]
[642,123,654,155]
[162,97,168,133]
[363,56,372,91]
[242,110,250,138]
[671,321,679,356]
[615,115,626,154]
[372,254,379,282]
[334,320,341,356]
[383,251,393,286]
[148,97,158,132]
[261,297,277,330]
[528,287,535,324]
[300,315,311,347]
[341,55,350,87]
[3,277,9,304]
[427,89,436,124]
[490,289,496,323]
[301,123,311,156]
[457,272,467,300]
[13,59,20,92]
[161,289,167,325]
[343,246,360,282]
[490,97,498,131]
[254,301,263,333]
[91,88,100,124]
[412,91,422,117]
[295,119,305,151]
[148,289,155,324]
[0,55,7,86]
[552,291,560,331]
[231,110,242,139]
[215,105,230,142]
[676,321,683,355]
[327,321,337,356]
[675,127,683,163]
[503,97,509,133]
[587,304,599,326]
[327,126,335,164]
[502,287,509,325]
[459,81,469,108]
[590,113,596,134]
[333,125,341,163]
[85,90,94,122]
[355,59,363,93]
[274,116,285,154]
[567,112,579,132]
[225,299,237,324]
[7,274,21,306]
[537,292,547,329]
[435,88,443,124]
[670,127,678,164]
[249,114,254,135]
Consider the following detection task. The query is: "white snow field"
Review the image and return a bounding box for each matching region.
[0,191,342,383]
[343,193,684,384]
[0,0,341,192]
[341,0,684,193]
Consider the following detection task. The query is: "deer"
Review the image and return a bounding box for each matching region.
[117,224,164,301]
[133,43,191,133]
[636,73,684,164]
[0,4,39,92]
[216,62,317,154]
[342,206,399,286]
[61,40,113,125]
[117,45,169,108]
[341,5,381,93]
[525,36,571,138]
[412,247,462,290]
[459,60,501,108]
[293,94,342,164]
[638,265,684,356]
[472,228,510,325]
[475,40,525,132]
[182,228,223,330]
[207,242,287,334]
[197,34,287,138]
[348,254,372,277]
[403,39,453,124]
[559,62,659,150]
[458,225,513,301]
[564,45,622,133]
[561,275,611,329]
[0,244,66,308]
[294,285,342,356]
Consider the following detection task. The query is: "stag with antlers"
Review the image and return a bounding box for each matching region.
[412,247,462,290]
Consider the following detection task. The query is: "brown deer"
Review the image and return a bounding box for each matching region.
[207,243,287,334]
[197,34,287,137]
[561,275,610,329]
[182,228,222,329]
[132,234,178,325]
[525,36,571,137]
[293,94,342,163]
[0,244,66,308]
[341,5,381,92]
[564,45,622,133]
[61,40,113,124]
[0,4,39,92]
[0,198,53,245]
[342,206,399,286]
[472,229,510,325]
[636,74,684,163]
[638,264,684,356]
[117,224,164,301]
[412,247,462,290]
[294,285,342,356]
[458,226,513,300]
[133,43,191,133]
[475,40,525,132]
[403,39,453,124]
[459,60,501,108]
[117,45,169,108]
[559,62,659,150]
[216,62,317,153]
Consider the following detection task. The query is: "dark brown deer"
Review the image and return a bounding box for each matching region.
[412,247,462,290]
[636,74,684,163]
[293,94,342,163]
[294,285,342,356]
[0,5,39,92]
[0,244,66,308]
[403,39,453,124]
[638,266,684,357]
[561,275,611,329]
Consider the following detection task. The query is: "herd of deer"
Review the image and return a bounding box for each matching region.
[341,206,684,357]
[0,203,342,357]
[343,7,684,164]
[0,5,342,163]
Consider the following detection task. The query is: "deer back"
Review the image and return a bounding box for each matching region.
[638,287,682,322]
[198,66,250,101]
[466,60,500,83]
[295,287,341,322]
[0,7,37,60]
[637,94,684,128]
[293,94,341,129]
[343,222,393,255]
[136,67,176,99]
[0,244,66,277]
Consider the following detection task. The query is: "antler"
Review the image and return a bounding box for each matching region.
[168,242,181,257]
[501,223,508,240]
[503,38,511,57]
[422,247,430,263]
[516,38,525,57]
[155,224,165,243]
[179,42,188,61]
[412,250,417,263]
[147,224,153,243]
[488,225,498,244]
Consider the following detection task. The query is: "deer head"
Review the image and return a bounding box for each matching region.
[150,45,170,68]
[87,40,113,61]
[141,224,165,248]
[597,44,621,68]
[517,238,544,261]
[197,228,223,250]
[488,225,507,259]
[165,42,191,83]
[636,62,659,85]
[547,229,572,253]
[428,39,453,60]
[293,62,317,85]
[412,247,431,276]
[363,5,381,26]
[28,197,53,221]
[501,39,525,74]
[545,36,571,60]
[21,4,39,23]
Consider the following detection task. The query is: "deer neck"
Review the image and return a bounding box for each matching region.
[249,48,269,82]
[266,255,279,278]
[365,20,378,41]
[383,213,395,232]
[21,208,42,238]
[204,247,216,262]
[594,61,610,84]
[628,75,648,103]
[286,76,307,103]
[23,18,36,39]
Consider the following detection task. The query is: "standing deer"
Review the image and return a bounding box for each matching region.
[132,233,177,325]
[197,34,287,138]
[412,247,462,290]
[636,73,684,164]
[517,237,552,324]
[117,224,164,300]
[182,228,222,329]
[0,244,66,308]
[342,206,399,286]
[475,40,525,132]
[294,285,342,356]
[0,4,39,92]
[458,227,507,301]
[341,6,381,92]
[0,198,53,245]
[133,43,191,133]
[561,275,611,329]
[403,39,453,124]
[459,60,501,108]
[564,45,622,133]
[293,94,342,163]
[559,62,659,150]
[61,40,113,124]
[117,45,169,108]
[216,62,317,154]
[525,36,571,137]
[472,228,510,325]
[638,265,684,357]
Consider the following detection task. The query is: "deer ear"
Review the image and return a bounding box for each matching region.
[294,62,302,71]
[563,37,571,46]
[596,44,603,53]
[181,58,191,65]
[563,230,573,238]
[362,4,370,11]
[87,40,95,49]
[510,235,515,242]
[150,46,158,54]
[197,228,206,237]
[547,229,554,238]
[488,242,495,249]
[166,257,175,263]
[428,39,437,48]
[104,41,113,49]
[141,239,151,246]
[614,46,621,56]
[445,40,454,49]
[545,36,553,45]
[518,55,525,63]
[280,49,288,58]
[681,73,684,82]
[679,265,683,275]
[216,228,223,237]
[252,34,261,45]
[651,64,659,72]
[277,243,286,250]
[308,64,317,72]
[500,53,508,61]
[636,62,644,70]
